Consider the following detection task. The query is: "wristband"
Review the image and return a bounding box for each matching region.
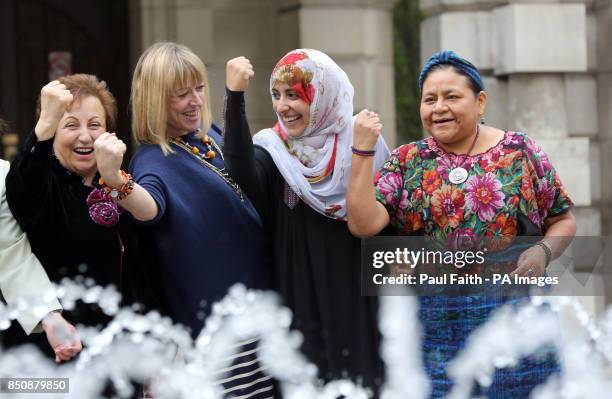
[351,146,376,157]
[535,241,552,268]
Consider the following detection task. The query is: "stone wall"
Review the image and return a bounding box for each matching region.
[130,0,399,147]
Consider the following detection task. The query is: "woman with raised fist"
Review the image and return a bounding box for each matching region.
[5,74,132,357]
[347,50,576,397]
[95,42,274,398]
[224,50,389,391]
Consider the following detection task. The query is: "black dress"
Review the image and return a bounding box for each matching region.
[223,89,384,390]
[4,132,135,355]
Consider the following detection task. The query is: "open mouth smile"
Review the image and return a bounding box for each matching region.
[73,147,94,155]
[434,118,454,125]
[283,115,302,125]
[183,110,199,119]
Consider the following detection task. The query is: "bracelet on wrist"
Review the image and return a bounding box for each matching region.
[99,170,134,201]
[351,146,376,157]
[534,240,552,268]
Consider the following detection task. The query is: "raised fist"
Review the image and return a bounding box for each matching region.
[94,132,127,188]
[35,81,74,141]
[226,56,254,92]
[353,109,383,151]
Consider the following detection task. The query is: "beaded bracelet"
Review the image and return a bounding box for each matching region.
[351,146,376,157]
[535,240,552,268]
[99,170,134,201]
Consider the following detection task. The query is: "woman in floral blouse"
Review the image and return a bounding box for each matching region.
[347,50,576,397]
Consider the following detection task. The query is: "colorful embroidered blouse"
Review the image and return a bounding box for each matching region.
[374,131,573,250]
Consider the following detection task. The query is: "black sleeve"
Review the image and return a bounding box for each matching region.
[119,221,175,319]
[5,131,56,231]
[222,88,272,218]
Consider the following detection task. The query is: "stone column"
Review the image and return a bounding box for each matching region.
[136,0,178,52]
[597,0,612,232]
[595,0,612,302]
[132,0,281,130]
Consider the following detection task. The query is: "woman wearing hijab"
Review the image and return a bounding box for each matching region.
[347,50,576,397]
[223,49,389,390]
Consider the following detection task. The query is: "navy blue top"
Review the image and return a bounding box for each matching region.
[129,126,271,336]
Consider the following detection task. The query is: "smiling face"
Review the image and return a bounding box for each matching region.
[420,68,486,147]
[53,95,106,182]
[166,82,205,137]
[271,82,311,138]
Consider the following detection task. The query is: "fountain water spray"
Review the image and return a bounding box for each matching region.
[1,279,611,398]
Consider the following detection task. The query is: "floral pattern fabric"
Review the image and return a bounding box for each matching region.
[374,131,573,247]
[375,131,571,397]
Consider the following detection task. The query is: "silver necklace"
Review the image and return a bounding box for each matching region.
[447,125,480,185]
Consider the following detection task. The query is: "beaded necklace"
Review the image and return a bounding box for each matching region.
[170,133,244,201]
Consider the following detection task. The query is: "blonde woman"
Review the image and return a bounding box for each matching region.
[94,42,273,397]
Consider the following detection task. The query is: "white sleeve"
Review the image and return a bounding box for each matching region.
[0,160,61,334]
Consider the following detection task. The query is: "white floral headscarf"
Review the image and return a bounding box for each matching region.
[253,49,389,220]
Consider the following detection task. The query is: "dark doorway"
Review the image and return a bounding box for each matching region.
[0,0,130,157]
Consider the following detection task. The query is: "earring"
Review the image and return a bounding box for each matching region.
[479,113,485,125]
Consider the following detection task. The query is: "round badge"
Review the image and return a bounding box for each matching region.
[449,167,468,184]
